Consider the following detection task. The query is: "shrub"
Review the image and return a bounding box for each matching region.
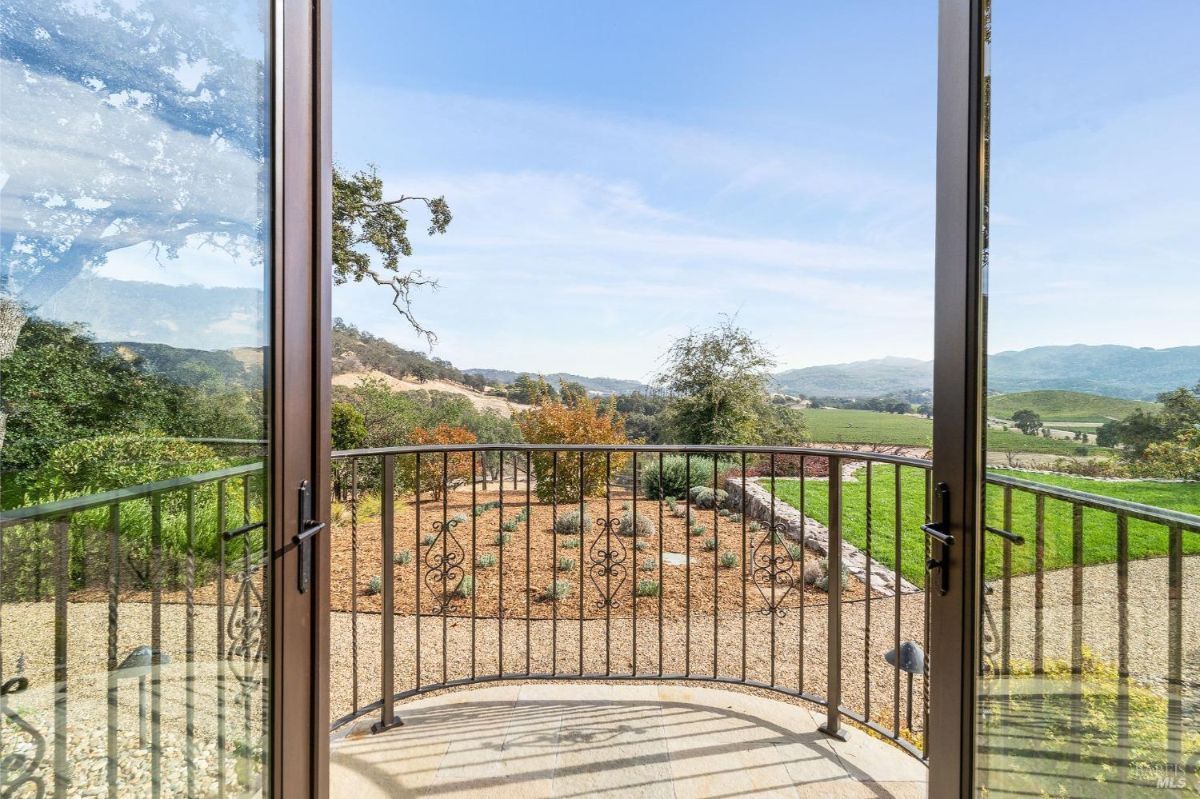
[554,508,592,535]
[748,520,763,532]
[454,575,474,598]
[688,486,728,509]
[366,575,382,595]
[641,455,738,500]
[636,579,660,597]
[500,518,519,533]
[666,498,677,512]
[634,540,647,552]
[690,523,706,537]
[560,537,580,549]
[618,511,655,537]
[558,556,576,572]
[542,580,572,601]
[422,534,438,547]
[394,550,412,566]
[517,398,630,503]
[476,553,496,568]
[729,512,742,523]
[495,531,512,546]
[640,557,657,572]
[787,544,804,561]
[703,537,717,552]
[720,551,738,568]
[718,508,731,518]
[804,557,849,593]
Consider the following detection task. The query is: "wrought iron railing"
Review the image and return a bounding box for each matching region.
[328,444,937,759]
[0,462,268,799]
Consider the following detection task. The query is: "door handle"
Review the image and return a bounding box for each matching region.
[921,481,953,595]
[296,480,325,594]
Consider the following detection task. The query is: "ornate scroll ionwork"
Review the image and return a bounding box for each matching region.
[226,561,265,679]
[424,515,467,614]
[588,517,628,608]
[1,672,46,798]
[751,524,798,616]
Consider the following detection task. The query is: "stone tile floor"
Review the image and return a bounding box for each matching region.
[330,683,927,798]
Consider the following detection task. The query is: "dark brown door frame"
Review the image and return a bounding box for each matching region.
[272,0,331,796]
[929,0,986,796]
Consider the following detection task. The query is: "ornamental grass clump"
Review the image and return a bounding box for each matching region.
[421,533,438,547]
[394,550,412,566]
[688,486,729,510]
[690,523,706,537]
[554,508,591,535]
[542,580,572,601]
[495,531,512,546]
[636,579,660,597]
[703,537,717,552]
[366,575,382,595]
[558,556,576,572]
[618,511,655,537]
[720,551,738,568]
[476,553,496,568]
[560,537,580,549]
[454,575,474,598]
[640,557,656,572]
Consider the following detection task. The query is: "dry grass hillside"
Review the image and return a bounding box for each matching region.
[332,370,532,417]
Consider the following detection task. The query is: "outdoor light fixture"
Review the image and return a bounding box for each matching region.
[884,641,926,731]
[115,645,170,748]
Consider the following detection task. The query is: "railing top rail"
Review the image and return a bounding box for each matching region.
[0,461,265,527]
[986,472,1200,532]
[331,443,933,469]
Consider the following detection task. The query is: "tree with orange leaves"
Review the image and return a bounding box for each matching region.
[399,424,477,500]
[517,396,629,503]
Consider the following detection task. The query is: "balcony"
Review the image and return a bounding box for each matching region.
[0,444,1196,796]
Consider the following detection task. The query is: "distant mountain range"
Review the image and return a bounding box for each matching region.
[772,346,1200,401]
[463,368,650,397]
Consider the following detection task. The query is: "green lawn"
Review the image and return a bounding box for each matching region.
[772,467,1200,585]
[804,407,1108,456]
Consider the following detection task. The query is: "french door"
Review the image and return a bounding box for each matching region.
[0,0,329,796]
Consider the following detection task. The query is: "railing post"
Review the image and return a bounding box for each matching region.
[373,455,401,732]
[819,456,848,740]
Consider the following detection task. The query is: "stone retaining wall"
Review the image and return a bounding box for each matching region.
[724,476,921,597]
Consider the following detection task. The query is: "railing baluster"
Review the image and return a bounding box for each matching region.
[770,455,777,687]
[741,452,748,684]
[525,450,532,677]
[632,451,638,676]
[1034,494,1045,673]
[413,453,421,691]
[578,453,585,675]
[150,494,162,799]
[893,464,902,737]
[1071,503,1084,679]
[107,504,120,799]
[217,483,227,798]
[658,452,665,678]
[373,454,399,732]
[1001,485,1012,675]
[864,462,872,723]
[498,449,504,677]
[53,516,69,799]
[604,452,612,677]
[712,454,719,679]
[185,489,196,799]
[820,456,844,739]
[442,451,449,686]
[800,456,807,694]
[1116,513,1129,775]
[685,453,691,678]
[550,452,557,676]
[350,459,359,714]
[471,452,478,682]
[1167,523,1183,766]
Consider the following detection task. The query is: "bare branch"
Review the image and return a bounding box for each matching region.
[366,268,441,347]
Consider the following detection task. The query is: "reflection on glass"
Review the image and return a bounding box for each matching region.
[977,2,1200,796]
[1,1,271,795]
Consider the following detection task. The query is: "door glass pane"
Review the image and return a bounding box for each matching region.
[978,2,1200,795]
[1,1,272,796]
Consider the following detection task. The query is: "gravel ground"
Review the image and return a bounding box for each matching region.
[3,554,1195,796]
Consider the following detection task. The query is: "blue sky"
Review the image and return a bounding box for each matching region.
[331,2,1199,381]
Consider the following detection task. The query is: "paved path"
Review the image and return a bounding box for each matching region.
[330,683,927,798]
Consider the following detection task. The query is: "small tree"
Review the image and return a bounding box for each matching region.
[517,398,629,503]
[1012,409,1043,436]
[399,425,477,500]
[656,317,776,445]
[1138,429,1200,480]
[331,402,368,452]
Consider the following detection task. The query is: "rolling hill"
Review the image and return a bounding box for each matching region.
[463,368,650,396]
[772,357,931,399]
[986,390,1157,423]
